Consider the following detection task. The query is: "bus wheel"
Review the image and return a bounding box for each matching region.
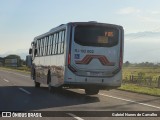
[48,82,55,93]
[85,88,99,95]
[34,81,40,87]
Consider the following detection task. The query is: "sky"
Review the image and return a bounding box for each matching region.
[0,0,160,62]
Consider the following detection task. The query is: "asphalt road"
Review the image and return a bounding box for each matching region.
[0,68,160,120]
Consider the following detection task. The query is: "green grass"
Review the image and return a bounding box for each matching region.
[0,66,30,73]
[123,66,160,81]
[119,83,160,96]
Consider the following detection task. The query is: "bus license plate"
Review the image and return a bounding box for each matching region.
[90,72,102,76]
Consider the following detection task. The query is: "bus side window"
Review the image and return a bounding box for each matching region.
[45,36,49,56]
[43,37,46,56]
[43,38,45,56]
[48,36,51,55]
[41,38,44,56]
[55,33,58,54]
[50,35,54,55]
[39,39,42,56]
[61,30,65,53]
[36,40,39,56]
[52,34,56,55]
[58,31,62,54]
[59,31,63,54]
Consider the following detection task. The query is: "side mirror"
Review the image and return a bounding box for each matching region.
[29,48,32,54]
[26,55,32,67]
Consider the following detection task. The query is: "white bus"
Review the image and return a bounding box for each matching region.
[29,22,124,95]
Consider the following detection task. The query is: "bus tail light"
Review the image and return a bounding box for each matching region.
[68,52,77,72]
[68,53,71,65]
[67,26,77,73]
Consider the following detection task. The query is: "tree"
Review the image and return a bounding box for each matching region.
[124,61,130,67]
[4,54,22,67]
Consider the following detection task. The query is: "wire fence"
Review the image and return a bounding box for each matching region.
[123,75,160,88]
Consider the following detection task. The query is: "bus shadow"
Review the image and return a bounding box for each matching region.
[0,86,100,111]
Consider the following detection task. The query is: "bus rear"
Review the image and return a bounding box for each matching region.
[65,22,124,95]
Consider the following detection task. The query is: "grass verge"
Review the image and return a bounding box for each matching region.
[0,66,30,74]
[118,83,160,97]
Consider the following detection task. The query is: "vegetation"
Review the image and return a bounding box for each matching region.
[119,84,160,96]
[121,61,160,96]
[0,54,26,67]
[123,63,160,81]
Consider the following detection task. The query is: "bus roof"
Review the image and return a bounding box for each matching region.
[34,22,123,40]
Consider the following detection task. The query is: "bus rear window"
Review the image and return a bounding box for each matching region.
[74,25,119,47]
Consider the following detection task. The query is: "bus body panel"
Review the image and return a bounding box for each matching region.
[50,54,65,86]
[71,43,120,73]
[32,25,68,87]
[64,22,123,89]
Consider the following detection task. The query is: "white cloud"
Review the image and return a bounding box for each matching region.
[150,11,160,15]
[138,16,159,23]
[117,7,141,15]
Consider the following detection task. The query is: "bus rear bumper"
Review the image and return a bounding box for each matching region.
[63,82,120,90]
[64,70,122,90]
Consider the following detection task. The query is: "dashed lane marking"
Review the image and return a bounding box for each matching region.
[78,89,160,110]
[66,113,84,120]
[19,88,31,95]
[99,93,160,110]
[3,79,9,82]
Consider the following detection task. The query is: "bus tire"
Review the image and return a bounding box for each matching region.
[48,82,55,93]
[33,69,36,80]
[85,88,99,95]
[47,71,51,84]
[34,81,40,87]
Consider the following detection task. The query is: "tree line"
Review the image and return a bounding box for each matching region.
[123,61,160,67]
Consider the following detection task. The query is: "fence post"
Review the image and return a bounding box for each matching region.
[130,75,133,82]
[149,76,152,87]
[158,76,160,88]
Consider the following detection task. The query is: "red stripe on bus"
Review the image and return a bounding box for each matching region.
[75,55,115,66]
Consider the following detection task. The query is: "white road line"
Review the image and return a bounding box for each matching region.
[19,88,31,95]
[77,89,160,110]
[66,113,84,120]
[3,79,9,82]
[99,93,160,109]
[12,72,30,78]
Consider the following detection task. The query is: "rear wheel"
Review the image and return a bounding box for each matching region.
[47,72,54,93]
[85,88,99,95]
[34,81,40,87]
[33,69,40,87]
[48,82,55,93]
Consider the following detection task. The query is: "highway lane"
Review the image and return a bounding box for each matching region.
[0,68,160,120]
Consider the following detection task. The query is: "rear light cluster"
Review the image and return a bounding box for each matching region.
[68,53,71,65]
[68,26,77,73]
[68,53,77,73]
